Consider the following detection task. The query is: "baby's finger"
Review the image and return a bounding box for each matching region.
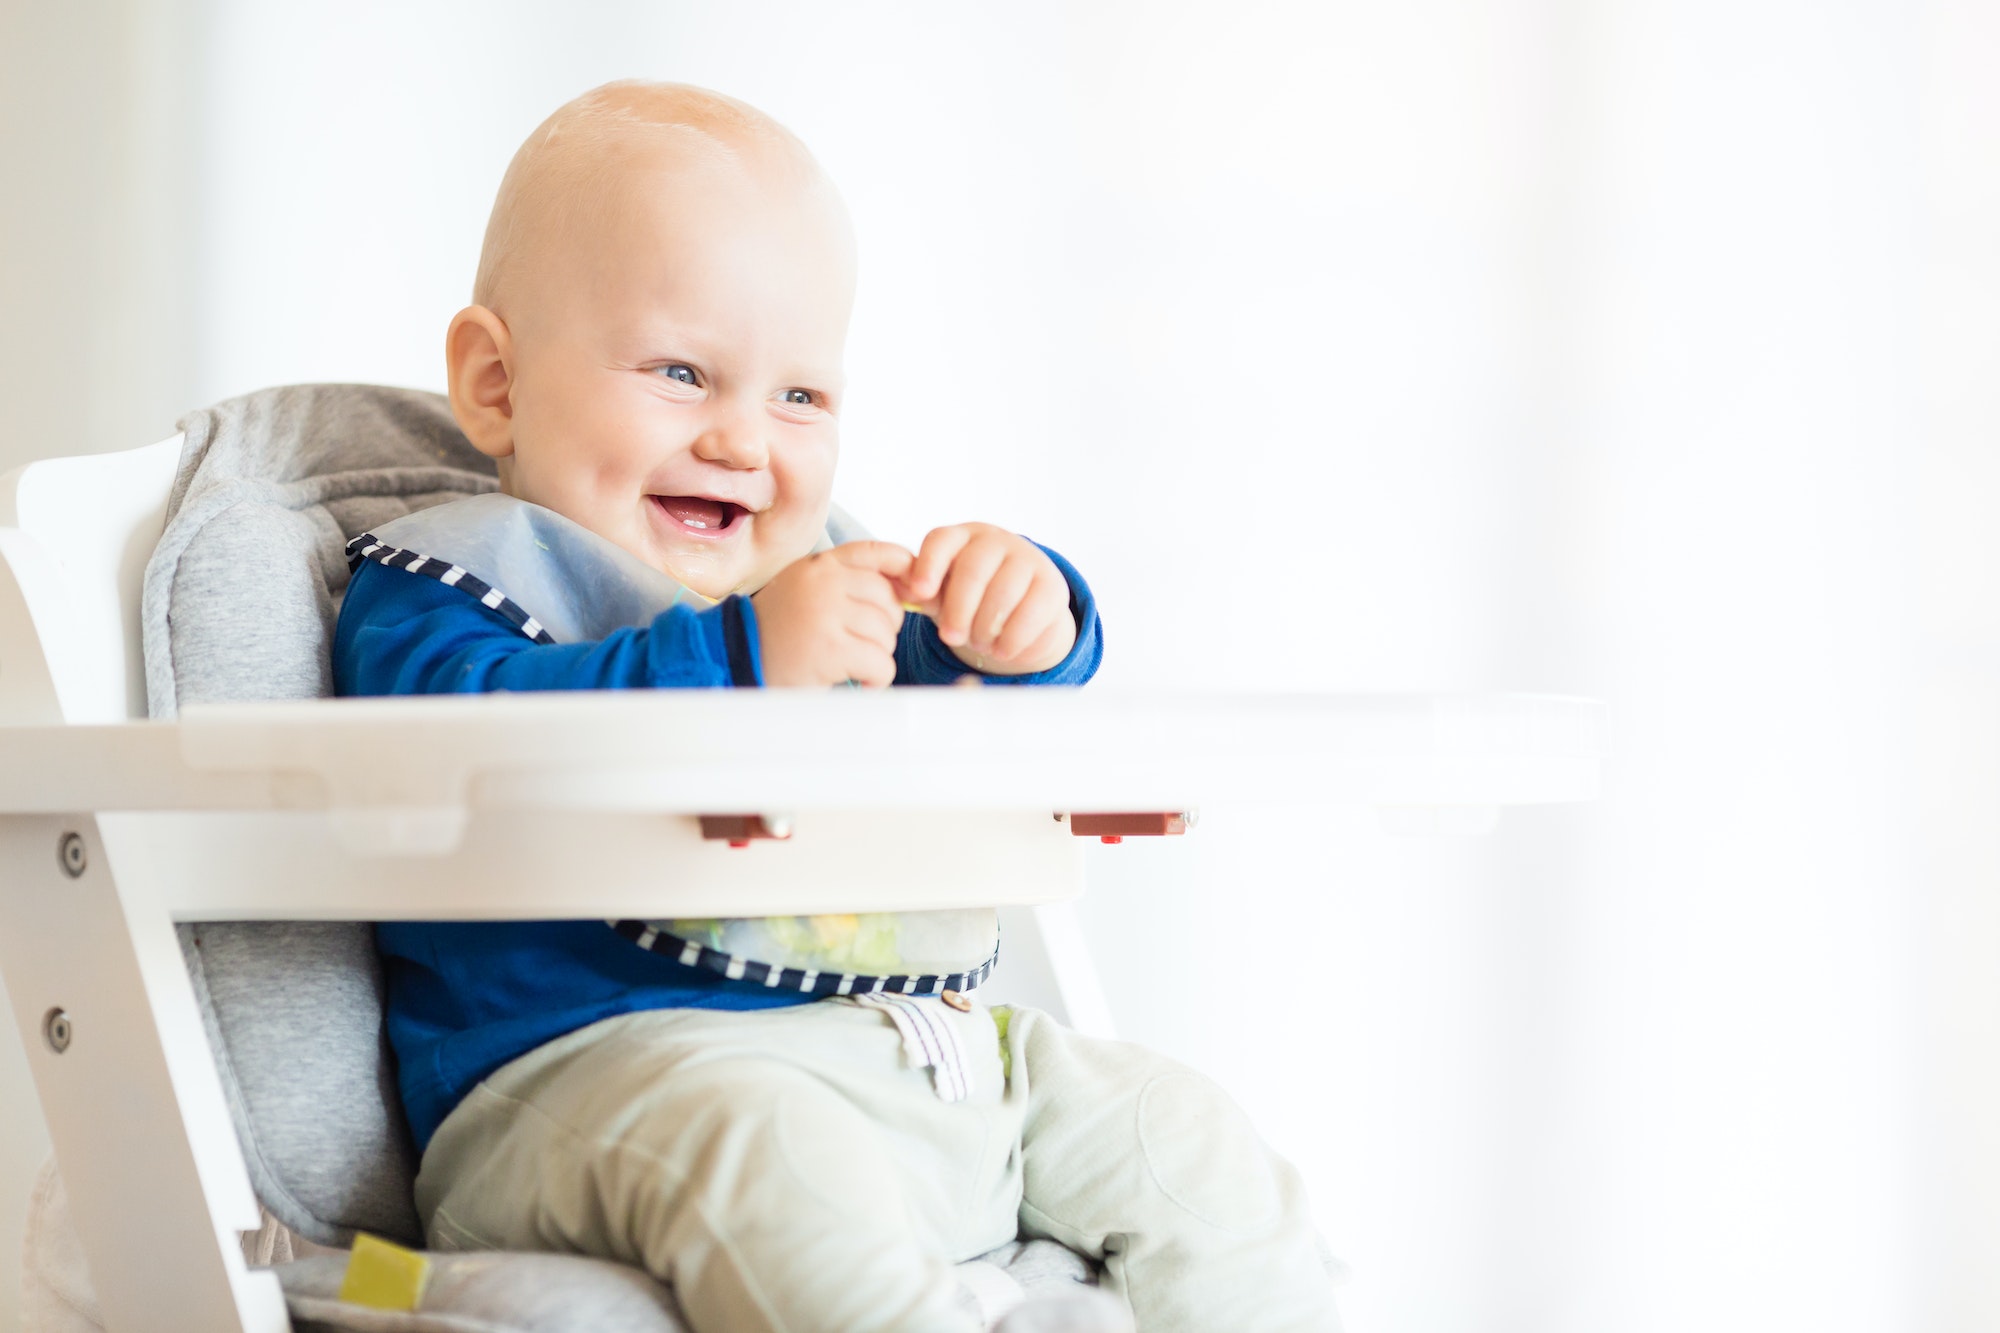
[838,630,898,688]
[935,539,1007,647]
[993,579,1070,662]
[1006,618,1072,672]
[842,584,905,650]
[832,541,915,582]
[970,557,1037,650]
[841,557,906,620]
[903,526,974,604]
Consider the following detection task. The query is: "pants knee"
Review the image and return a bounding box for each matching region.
[632,1059,902,1225]
[1136,1071,1285,1232]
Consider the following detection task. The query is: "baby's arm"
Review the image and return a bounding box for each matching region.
[900,524,1082,676]
[894,526,1103,686]
[334,560,761,696]
[333,533,1095,698]
[749,541,913,687]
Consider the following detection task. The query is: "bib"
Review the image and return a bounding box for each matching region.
[347,493,999,996]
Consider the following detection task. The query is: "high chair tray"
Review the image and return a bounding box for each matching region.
[0,689,1600,817]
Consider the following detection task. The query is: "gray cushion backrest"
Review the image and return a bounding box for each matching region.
[145,384,499,1246]
[145,383,499,718]
[180,923,424,1247]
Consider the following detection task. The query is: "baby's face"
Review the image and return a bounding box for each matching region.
[495,145,854,599]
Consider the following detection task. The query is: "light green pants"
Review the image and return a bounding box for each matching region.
[416,998,1340,1333]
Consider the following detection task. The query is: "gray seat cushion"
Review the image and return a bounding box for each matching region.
[276,1252,687,1333]
[145,385,498,1245]
[181,921,424,1247]
[25,1156,1098,1333]
[145,383,499,718]
[273,1239,1101,1333]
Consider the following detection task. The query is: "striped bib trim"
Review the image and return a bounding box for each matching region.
[346,532,556,645]
[608,920,998,998]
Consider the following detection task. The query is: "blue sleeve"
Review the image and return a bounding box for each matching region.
[895,542,1103,687]
[333,558,763,697]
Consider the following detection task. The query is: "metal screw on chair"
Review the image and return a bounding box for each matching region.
[57,832,86,878]
[43,1009,72,1055]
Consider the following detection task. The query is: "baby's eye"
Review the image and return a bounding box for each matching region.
[653,364,699,386]
[779,389,815,406]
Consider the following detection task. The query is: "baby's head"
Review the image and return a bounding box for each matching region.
[446,82,856,599]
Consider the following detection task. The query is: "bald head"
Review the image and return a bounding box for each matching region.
[472,81,851,319]
[444,82,858,600]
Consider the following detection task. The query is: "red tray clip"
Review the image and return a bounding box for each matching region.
[1063,812,1196,845]
[698,814,795,848]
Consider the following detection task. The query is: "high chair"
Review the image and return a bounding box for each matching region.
[0,385,1601,1333]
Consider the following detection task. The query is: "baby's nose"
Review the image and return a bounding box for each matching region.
[692,419,769,469]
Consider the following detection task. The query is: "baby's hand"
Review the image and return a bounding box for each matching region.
[752,543,913,688]
[899,524,1077,675]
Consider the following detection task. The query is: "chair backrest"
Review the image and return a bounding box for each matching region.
[0,392,484,1248]
[5,388,976,1251]
[0,436,182,724]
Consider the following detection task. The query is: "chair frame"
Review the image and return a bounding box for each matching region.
[0,436,1602,1333]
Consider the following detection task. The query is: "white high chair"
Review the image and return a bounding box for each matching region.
[0,393,1602,1333]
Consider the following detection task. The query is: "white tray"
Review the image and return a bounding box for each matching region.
[0,688,1601,816]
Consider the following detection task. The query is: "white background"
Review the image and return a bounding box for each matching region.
[3,2,1999,1330]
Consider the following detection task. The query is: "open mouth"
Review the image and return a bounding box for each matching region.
[651,495,747,536]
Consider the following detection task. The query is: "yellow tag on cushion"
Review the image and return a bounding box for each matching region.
[337,1233,431,1311]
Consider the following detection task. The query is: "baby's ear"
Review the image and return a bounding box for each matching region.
[445,305,516,459]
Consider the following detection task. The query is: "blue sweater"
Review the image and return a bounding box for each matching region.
[333,544,1101,1149]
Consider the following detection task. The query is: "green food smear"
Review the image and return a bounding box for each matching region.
[661,914,906,975]
[990,1005,1013,1082]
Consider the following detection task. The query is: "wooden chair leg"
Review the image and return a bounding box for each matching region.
[990,903,1118,1040]
[0,814,290,1333]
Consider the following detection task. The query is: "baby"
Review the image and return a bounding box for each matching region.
[333,82,1341,1333]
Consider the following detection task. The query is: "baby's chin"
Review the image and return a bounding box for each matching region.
[649,549,740,602]
[647,540,785,603]
[641,534,771,602]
